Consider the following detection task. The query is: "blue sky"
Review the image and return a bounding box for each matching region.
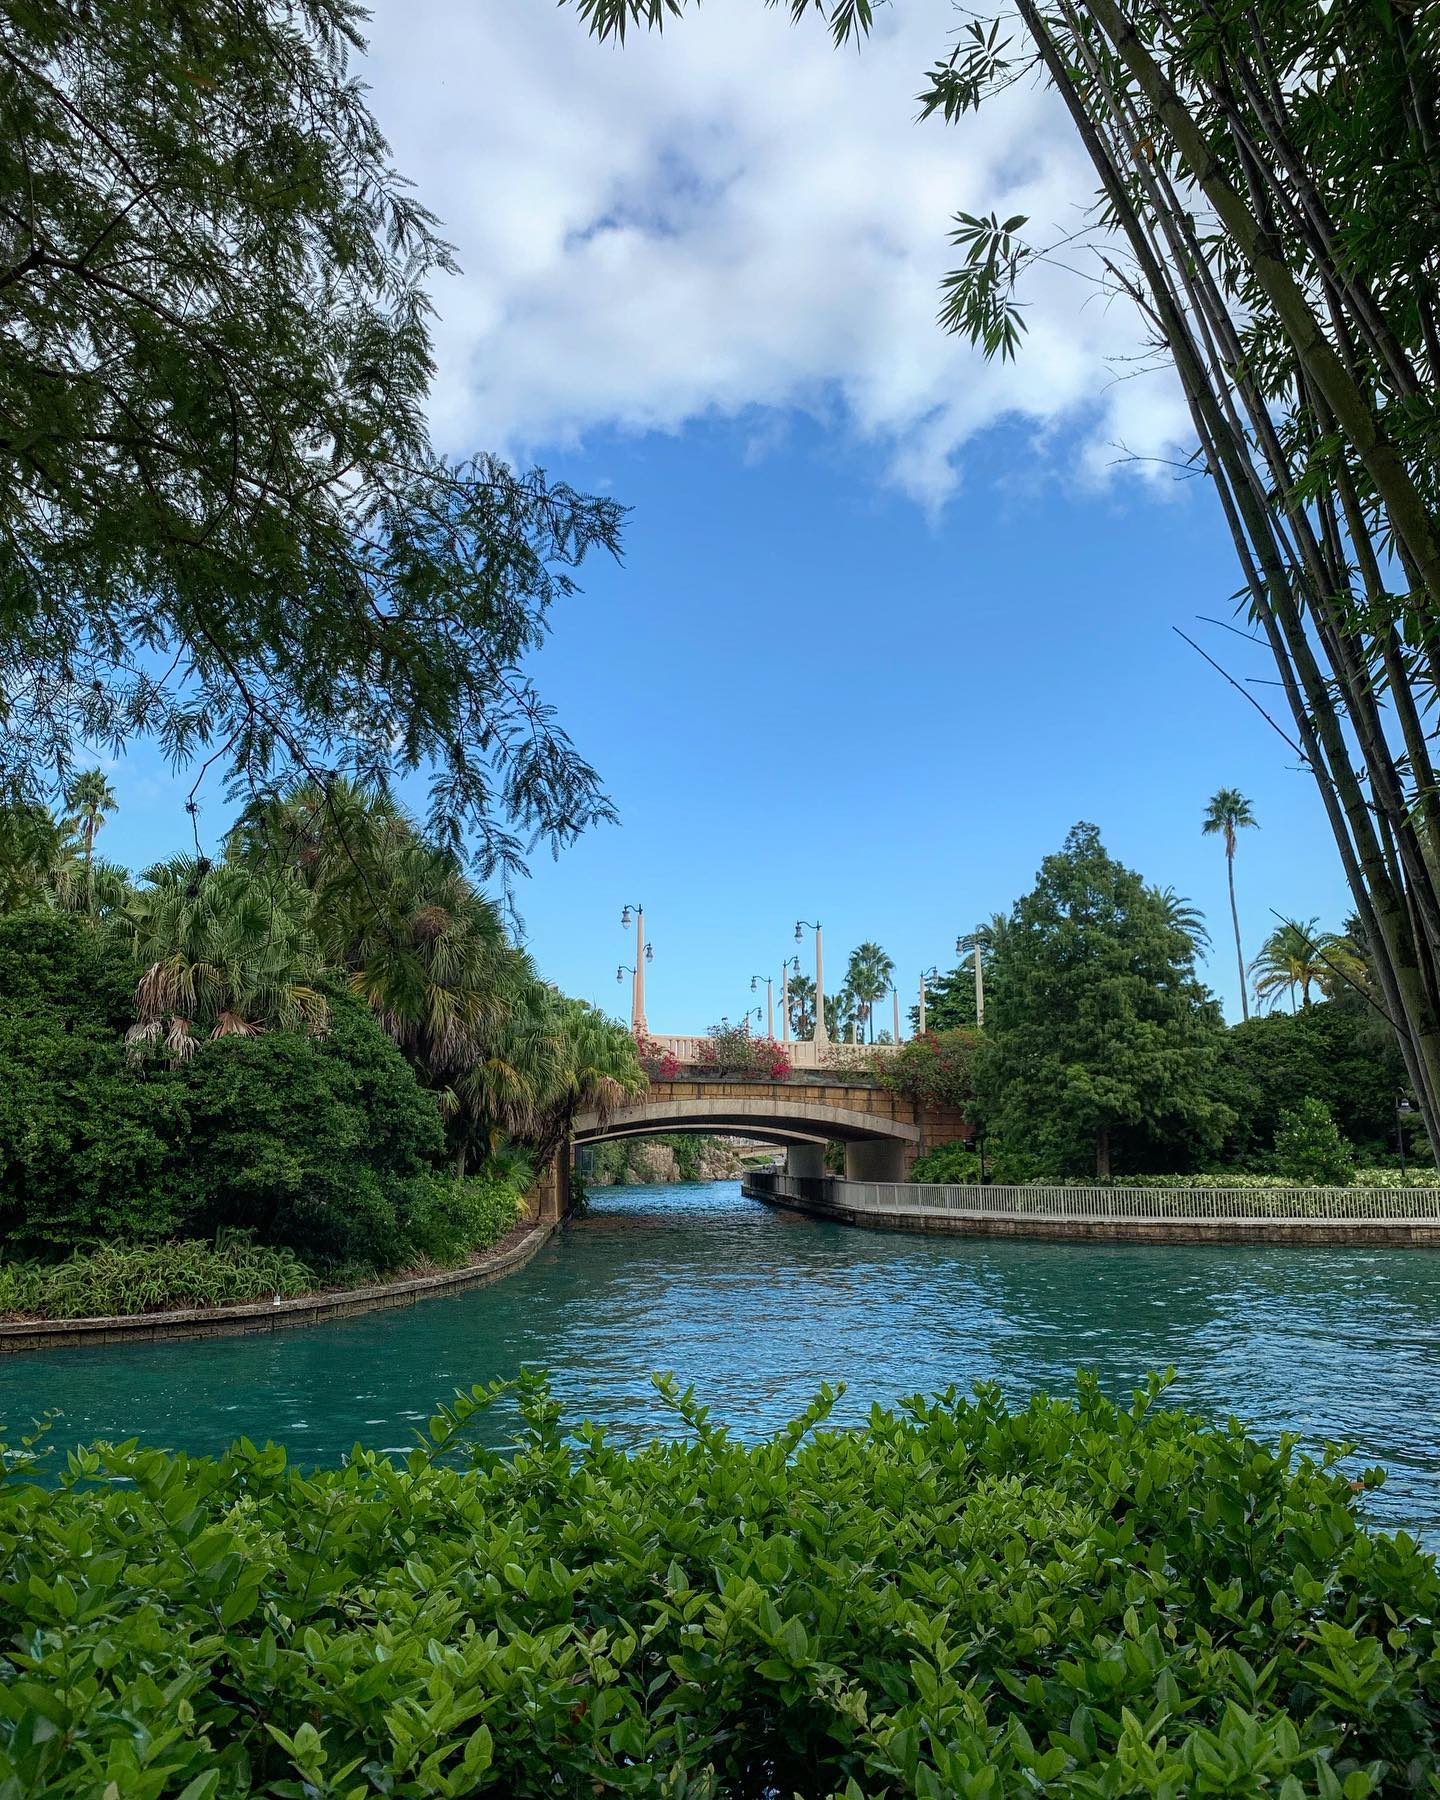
[87,0,1352,1027]
[100,403,1346,1029]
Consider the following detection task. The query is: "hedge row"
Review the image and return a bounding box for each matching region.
[2,1375,1436,1795]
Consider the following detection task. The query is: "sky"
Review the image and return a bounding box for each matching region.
[95,0,1351,1027]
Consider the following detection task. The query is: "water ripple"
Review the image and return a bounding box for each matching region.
[4,1182,1439,1536]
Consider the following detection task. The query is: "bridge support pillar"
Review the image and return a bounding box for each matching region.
[844,1138,906,1182]
[785,1143,827,1180]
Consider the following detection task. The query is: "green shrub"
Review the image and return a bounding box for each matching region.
[405,1175,525,1265]
[0,910,186,1247]
[169,991,447,1267]
[1274,1096,1356,1186]
[910,1138,983,1183]
[0,1235,314,1319]
[2,1374,1437,1795]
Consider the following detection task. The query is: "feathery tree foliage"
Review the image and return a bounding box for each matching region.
[570,0,1440,1155]
[976,823,1229,1178]
[1,0,622,870]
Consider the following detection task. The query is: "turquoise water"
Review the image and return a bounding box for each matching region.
[4,1179,1440,1536]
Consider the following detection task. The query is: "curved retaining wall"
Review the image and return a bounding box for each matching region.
[0,1221,557,1356]
[743,1172,1440,1248]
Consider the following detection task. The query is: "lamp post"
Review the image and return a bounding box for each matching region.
[742,1005,763,1035]
[795,921,828,1044]
[1397,1092,1413,1175]
[918,965,937,1037]
[749,973,775,1039]
[780,954,799,1043]
[892,984,901,1045]
[958,932,985,1029]
[619,903,652,1034]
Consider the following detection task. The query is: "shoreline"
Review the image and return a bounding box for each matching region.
[0,1219,558,1356]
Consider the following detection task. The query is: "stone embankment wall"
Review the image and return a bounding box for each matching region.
[586,1136,782,1187]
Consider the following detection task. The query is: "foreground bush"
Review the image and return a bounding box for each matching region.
[2,1375,1437,1795]
[0,1235,314,1319]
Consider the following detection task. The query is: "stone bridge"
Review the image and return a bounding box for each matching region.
[571,1077,967,1187]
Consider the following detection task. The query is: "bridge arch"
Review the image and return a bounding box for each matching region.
[572,1091,920,1181]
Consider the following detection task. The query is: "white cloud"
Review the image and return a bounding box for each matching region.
[360,0,1191,505]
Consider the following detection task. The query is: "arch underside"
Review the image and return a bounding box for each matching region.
[572,1095,919,1147]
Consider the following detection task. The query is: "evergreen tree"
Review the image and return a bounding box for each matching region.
[977,823,1229,1179]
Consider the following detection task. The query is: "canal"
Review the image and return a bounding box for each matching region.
[4,1179,1440,1536]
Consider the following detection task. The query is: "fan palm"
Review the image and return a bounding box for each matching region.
[63,768,117,914]
[1202,789,1257,1018]
[1250,918,1333,1012]
[123,858,328,1061]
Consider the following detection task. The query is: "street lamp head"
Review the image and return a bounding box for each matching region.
[794,922,803,942]
[644,942,653,962]
[620,905,632,928]
[750,975,757,991]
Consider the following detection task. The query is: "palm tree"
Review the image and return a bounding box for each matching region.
[1153,885,1211,956]
[123,857,328,1061]
[845,941,896,1043]
[1201,788,1257,1019]
[824,984,863,1043]
[63,769,117,915]
[230,778,644,1172]
[1250,918,1333,1012]
[787,972,816,1039]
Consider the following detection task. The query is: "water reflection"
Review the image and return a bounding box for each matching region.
[3,1181,1439,1535]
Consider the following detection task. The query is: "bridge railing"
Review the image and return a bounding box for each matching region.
[645,1034,897,1073]
[744,1168,1440,1222]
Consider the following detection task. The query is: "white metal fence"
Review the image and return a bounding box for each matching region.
[746,1169,1440,1223]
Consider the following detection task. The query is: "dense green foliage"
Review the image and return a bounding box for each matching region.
[3,1374,1437,1795]
[908,1140,983,1184]
[0,910,446,1263]
[0,777,642,1288]
[2,0,622,867]
[1218,1002,1406,1167]
[976,825,1228,1180]
[0,908,529,1278]
[0,1237,314,1320]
